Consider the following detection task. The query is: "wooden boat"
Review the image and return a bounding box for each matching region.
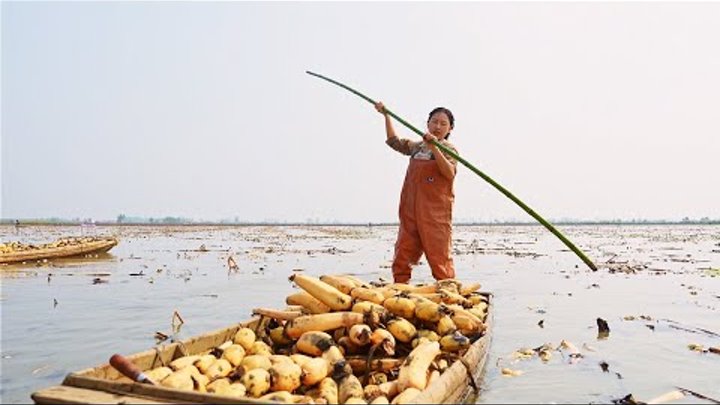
[32,292,492,404]
[0,237,118,264]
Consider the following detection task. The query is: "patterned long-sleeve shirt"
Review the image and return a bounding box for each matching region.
[386,136,458,168]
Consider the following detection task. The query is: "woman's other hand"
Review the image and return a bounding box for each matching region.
[375,101,387,115]
[423,132,438,145]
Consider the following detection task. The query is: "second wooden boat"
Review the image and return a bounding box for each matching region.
[0,237,119,264]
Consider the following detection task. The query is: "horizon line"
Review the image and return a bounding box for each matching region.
[2,218,719,226]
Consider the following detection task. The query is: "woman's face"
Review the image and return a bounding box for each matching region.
[428,112,452,139]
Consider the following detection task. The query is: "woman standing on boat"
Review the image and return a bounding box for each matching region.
[375,102,458,284]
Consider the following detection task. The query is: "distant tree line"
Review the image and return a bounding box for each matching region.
[1,216,719,226]
[115,214,190,224]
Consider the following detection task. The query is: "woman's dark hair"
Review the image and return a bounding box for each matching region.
[428,107,454,138]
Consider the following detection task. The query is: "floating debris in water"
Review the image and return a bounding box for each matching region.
[31,365,52,375]
[611,393,640,404]
[597,318,610,339]
[703,268,720,277]
[582,343,597,352]
[154,331,169,343]
[172,310,184,335]
[527,306,547,314]
[674,387,720,404]
[661,319,720,338]
[557,340,583,364]
[538,349,552,362]
[501,367,524,377]
[510,348,535,360]
[227,255,239,272]
[687,343,704,352]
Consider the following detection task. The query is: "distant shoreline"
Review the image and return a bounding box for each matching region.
[2,220,719,226]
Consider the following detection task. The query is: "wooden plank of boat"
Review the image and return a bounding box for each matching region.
[31,385,178,405]
[32,292,492,404]
[0,238,118,264]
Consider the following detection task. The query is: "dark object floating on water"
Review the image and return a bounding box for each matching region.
[538,319,544,328]
[599,361,609,372]
[676,386,720,403]
[129,270,144,276]
[661,318,720,338]
[92,278,108,285]
[154,331,169,343]
[178,244,229,253]
[597,317,610,339]
[227,256,239,272]
[611,394,641,404]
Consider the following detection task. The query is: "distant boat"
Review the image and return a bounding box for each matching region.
[0,237,118,264]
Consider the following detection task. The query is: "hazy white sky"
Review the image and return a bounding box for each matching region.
[2,2,719,223]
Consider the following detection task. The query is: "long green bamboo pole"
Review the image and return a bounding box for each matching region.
[307,70,597,271]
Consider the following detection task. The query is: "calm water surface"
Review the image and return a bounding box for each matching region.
[1,224,718,403]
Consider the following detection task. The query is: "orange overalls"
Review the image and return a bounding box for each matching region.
[392,158,455,283]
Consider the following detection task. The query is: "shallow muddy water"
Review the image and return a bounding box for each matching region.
[1,224,718,403]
